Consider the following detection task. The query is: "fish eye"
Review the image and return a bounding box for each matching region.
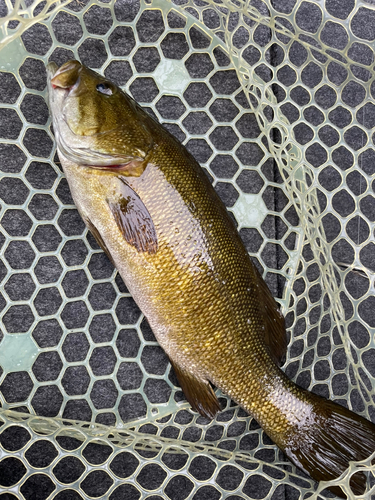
[96,82,113,96]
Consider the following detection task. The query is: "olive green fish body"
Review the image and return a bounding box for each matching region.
[61,125,298,440]
[47,61,375,496]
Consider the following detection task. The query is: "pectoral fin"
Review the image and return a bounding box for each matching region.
[107,178,158,254]
[170,360,221,419]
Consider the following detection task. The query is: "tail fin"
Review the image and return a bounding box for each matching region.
[284,394,375,498]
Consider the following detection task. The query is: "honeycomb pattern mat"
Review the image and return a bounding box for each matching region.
[0,0,374,498]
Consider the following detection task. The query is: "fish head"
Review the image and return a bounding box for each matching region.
[48,60,124,136]
[46,60,153,170]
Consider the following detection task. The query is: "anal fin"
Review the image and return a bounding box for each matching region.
[170,360,221,419]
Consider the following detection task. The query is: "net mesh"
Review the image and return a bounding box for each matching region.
[0,0,374,498]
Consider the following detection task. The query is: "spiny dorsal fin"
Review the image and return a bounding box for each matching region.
[253,264,287,365]
[107,178,158,254]
[83,215,116,266]
[170,360,221,419]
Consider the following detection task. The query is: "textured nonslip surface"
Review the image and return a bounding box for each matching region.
[0,0,374,498]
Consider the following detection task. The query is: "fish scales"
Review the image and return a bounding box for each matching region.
[47,60,375,497]
[62,133,291,433]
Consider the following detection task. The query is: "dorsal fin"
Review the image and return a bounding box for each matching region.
[253,264,287,365]
[170,359,221,419]
[107,178,158,254]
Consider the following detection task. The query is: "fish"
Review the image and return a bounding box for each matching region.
[46,60,375,497]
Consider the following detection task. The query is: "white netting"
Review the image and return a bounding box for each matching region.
[0,0,374,498]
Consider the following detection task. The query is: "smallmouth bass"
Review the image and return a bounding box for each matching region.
[47,60,375,497]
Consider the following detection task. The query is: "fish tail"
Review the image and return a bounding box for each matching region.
[283,393,375,497]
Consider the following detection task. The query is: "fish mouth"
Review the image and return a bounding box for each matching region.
[46,60,82,91]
